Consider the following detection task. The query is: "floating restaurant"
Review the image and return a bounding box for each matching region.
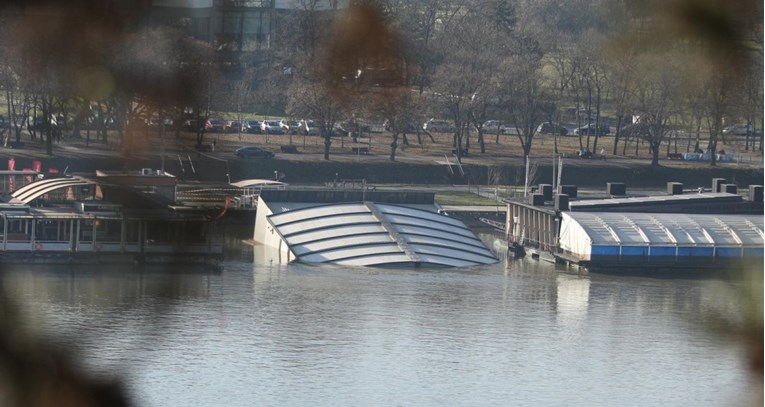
[0,167,225,265]
[505,181,764,272]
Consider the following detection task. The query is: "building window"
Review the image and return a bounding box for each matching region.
[221,13,240,34]
[243,14,268,33]
[213,10,270,52]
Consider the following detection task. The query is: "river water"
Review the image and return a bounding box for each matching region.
[0,252,761,407]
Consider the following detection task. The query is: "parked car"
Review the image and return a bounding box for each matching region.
[483,120,510,134]
[423,119,455,133]
[574,122,610,136]
[299,119,320,135]
[235,146,275,158]
[331,122,351,137]
[261,120,284,134]
[383,119,418,133]
[722,124,753,136]
[536,122,568,136]
[93,117,115,130]
[360,119,386,133]
[147,117,173,127]
[619,122,649,137]
[225,120,242,133]
[243,120,261,134]
[205,119,226,133]
[280,119,300,134]
[29,116,58,131]
[183,119,201,132]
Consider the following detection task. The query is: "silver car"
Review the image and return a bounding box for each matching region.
[260,120,284,134]
[423,119,455,133]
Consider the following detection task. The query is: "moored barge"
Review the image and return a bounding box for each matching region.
[0,168,225,265]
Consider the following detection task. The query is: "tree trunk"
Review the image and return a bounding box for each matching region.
[389,133,399,161]
[464,124,470,152]
[694,117,702,152]
[707,138,718,167]
[522,143,531,167]
[622,134,629,156]
[650,141,660,166]
[323,134,331,160]
[593,84,601,153]
[613,115,623,155]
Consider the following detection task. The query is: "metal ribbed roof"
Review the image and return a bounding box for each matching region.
[563,212,764,247]
[568,192,742,210]
[267,202,497,268]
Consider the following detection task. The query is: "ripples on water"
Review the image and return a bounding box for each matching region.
[0,257,760,407]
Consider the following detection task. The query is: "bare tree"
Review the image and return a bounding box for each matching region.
[366,87,422,161]
[287,77,349,160]
[702,68,743,166]
[605,49,637,156]
[630,52,682,166]
[428,2,509,162]
[391,0,457,94]
[740,54,763,152]
[499,53,551,166]
[465,4,514,154]
[112,26,218,150]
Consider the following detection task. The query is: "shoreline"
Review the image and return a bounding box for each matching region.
[0,130,762,189]
[2,153,760,190]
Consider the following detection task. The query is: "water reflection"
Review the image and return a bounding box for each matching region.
[1,264,216,306]
[0,257,759,406]
[556,273,590,339]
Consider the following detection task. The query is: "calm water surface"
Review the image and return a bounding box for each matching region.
[1,255,760,407]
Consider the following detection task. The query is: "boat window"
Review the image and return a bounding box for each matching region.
[35,219,72,242]
[79,219,94,242]
[95,219,122,242]
[125,221,140,243]
[183,222,207,244]
[7,219,31,242]
[147,221,172,243]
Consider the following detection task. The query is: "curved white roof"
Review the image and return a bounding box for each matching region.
[267,202,497,268]
[11,176,96,204]
[560,212,764,259]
